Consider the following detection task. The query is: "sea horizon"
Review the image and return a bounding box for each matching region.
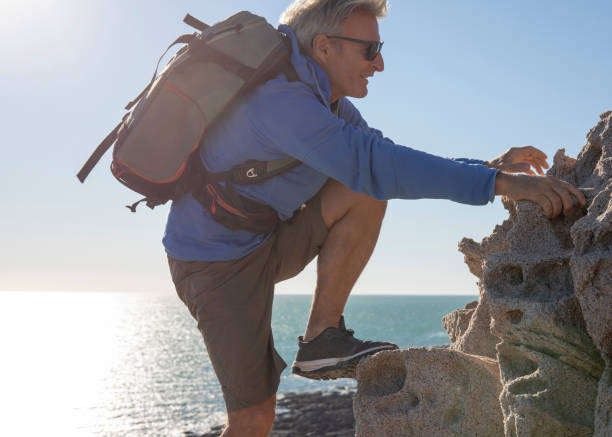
[0,289,479,296]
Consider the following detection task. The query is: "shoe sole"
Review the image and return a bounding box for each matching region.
[292,357,360,380]
[291,345,398,380]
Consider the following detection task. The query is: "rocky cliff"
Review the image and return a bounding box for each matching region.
[354,111,612,437]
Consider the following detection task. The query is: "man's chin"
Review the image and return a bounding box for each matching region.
[350,88,369,99]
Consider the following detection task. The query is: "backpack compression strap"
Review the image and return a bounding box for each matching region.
[207,157,302,185]
[123,156,301,213]
[76,121,123,183]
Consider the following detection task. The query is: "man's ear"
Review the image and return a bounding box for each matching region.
[311,34,331,62]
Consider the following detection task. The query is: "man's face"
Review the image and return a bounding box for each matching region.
[317,11,384,102]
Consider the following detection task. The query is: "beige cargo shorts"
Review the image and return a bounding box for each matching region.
[167,192,328,412]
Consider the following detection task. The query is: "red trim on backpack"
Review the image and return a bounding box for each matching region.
[164,81,193,103]
[206,184,248,218]
[112,80,206,184]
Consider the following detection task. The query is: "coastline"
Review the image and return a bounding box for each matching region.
[195,390,355,437]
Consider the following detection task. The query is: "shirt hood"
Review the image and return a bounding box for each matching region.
[278,24,332,110]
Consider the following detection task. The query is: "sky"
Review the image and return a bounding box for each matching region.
[1,0,611,295]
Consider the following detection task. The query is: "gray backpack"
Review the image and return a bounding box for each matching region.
[77,11,300,233]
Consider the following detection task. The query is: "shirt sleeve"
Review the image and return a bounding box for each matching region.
[248,83,498,205]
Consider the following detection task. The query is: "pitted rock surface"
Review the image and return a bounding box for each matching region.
[569,111,612,437]
[443,291,498,359]
[354,349,503,437]
[355,112,611,437]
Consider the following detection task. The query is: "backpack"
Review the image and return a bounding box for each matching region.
[77,11,300,234]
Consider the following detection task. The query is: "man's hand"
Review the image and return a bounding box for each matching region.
[486,146,550,175]
[495,172,586,218]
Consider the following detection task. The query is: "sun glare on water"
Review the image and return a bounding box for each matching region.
[0,290,225,436]
[0,292,130,436]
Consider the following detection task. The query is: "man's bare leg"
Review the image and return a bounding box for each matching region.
[303,179,387,341]
[220,395,276,437]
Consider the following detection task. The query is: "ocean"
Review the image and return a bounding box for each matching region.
[0,291,474,436]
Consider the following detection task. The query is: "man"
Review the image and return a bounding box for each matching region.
[163,1,585,435]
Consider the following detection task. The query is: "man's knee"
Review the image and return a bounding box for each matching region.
[320,179,387,228]
[225,395,276,437]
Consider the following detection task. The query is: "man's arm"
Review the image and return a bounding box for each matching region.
[250,86,496,205]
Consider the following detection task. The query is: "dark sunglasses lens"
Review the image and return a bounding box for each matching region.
[367,42,381,61]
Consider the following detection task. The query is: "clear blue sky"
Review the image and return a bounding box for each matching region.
[1,0,610,294]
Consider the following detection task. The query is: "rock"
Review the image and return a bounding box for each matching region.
[482,120,611,436]
[272,391,355,437]
[569,111,612,437]
[355,111,612,437]
[354,349,503,436]
[458,217,513,280]
[548,148,577,179]
[594,360,612,437]
[489,291,603,436]
[196,390,355,437]
[443,209,515,360]
[442,300,477,344]
[444,289,499,359]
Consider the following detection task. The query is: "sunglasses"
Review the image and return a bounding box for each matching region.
[325,35,384,61]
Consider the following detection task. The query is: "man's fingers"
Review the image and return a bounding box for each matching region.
[505,162,531,173]
[505,173,585,219]
[520,157,544,175]
[573,185,587,207]
[522,147,549,170]
[524,146,548,163]
[552,185,575,215]
[525,157,547,174]
[530,154,549,169]
[537,157,550,169]
[547,190,563,218]
[511,147,549,174]
[534,193,553,218]
[495,146,549,174]
[533,163,544,175]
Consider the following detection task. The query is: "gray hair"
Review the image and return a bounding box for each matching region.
[280,0,388,55]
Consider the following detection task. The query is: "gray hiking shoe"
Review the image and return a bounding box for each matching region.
[291,316,398,380]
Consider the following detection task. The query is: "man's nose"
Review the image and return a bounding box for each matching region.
[372,52,384,72]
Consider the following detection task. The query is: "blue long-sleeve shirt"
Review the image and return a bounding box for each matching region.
[163,25,498,261]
